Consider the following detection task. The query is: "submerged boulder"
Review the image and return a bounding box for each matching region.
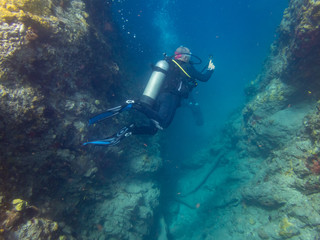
[0,0,162,239]
[242,183,287,210]
[164,0,320,239]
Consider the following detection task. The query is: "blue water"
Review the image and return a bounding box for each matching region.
[110,0,288,160]
[110,2,289,237]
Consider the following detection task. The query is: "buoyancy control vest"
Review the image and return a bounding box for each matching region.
[164,59,197,98]
[140,58,197,107]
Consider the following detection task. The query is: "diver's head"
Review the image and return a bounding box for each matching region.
[174,46,191,63]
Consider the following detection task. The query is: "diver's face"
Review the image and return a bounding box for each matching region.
[181,54,190,63]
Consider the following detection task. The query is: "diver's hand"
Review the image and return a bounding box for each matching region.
[208,59,215,71]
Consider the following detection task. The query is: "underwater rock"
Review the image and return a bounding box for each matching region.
[231,0,320,238]
[242,183,286,210]
[0,198,66,240]
[288,202,320,226]
[12,199,28,212]
[83,166,98,178]
[7,218,60,240]
[0,0,161,239]
[278,217,300,239]
[246,103,314,154]
[127,136,163,175]
[78,179,160,239]
[165,0,320,239]
[257,228,270,239]
[3,210,21,230]
[130,154,163,175]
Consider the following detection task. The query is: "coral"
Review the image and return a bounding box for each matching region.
[279,217,292,234]
[306,156,320,175]
[12,198,28,212]
[290,0,320,58]
[3,210,21,230]
[278,217,300,238]
[0,0,157,239]
[0,0,58,29]
[12,218,60,239]
[305,107,320,144]
[25,26,38,41]
[311,160,320,174]
[311,2,320,24]
[50,221,59,231]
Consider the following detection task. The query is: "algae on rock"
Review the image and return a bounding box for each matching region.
[164,1,320,239]
[0,0,162,239]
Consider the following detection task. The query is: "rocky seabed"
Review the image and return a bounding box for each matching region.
[1,0,320,240]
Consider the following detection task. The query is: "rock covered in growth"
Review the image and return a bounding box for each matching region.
[221,0,320,239]
[241,0,320,157]
[0,0,162,239]
[0,197,67,240]
[7,218,60,240]
[164,0,320,240]
[129,137,163,175]
[80,180,160,239]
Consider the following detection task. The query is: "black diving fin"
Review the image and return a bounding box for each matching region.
[88,100,135,126]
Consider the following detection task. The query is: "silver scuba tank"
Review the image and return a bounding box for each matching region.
[140,60,169,106]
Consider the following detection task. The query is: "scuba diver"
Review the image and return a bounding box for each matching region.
[83,46,215,146]
[184,93,204,126]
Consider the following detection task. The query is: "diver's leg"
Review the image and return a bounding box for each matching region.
[133,102,162,123]
[133,93,180,129]
[156,93,181,128]
[131,121,158,135]
[188,98,204,126]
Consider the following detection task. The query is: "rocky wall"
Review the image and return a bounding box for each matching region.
[216,0,320,239]
[0,1,162,239]
[165,0,320,239]
[241,0,320,157]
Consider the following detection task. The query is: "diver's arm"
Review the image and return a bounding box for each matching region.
[188,64,214,82]
[207,59,215,71]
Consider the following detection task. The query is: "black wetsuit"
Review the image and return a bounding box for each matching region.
[132,58,213,135]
